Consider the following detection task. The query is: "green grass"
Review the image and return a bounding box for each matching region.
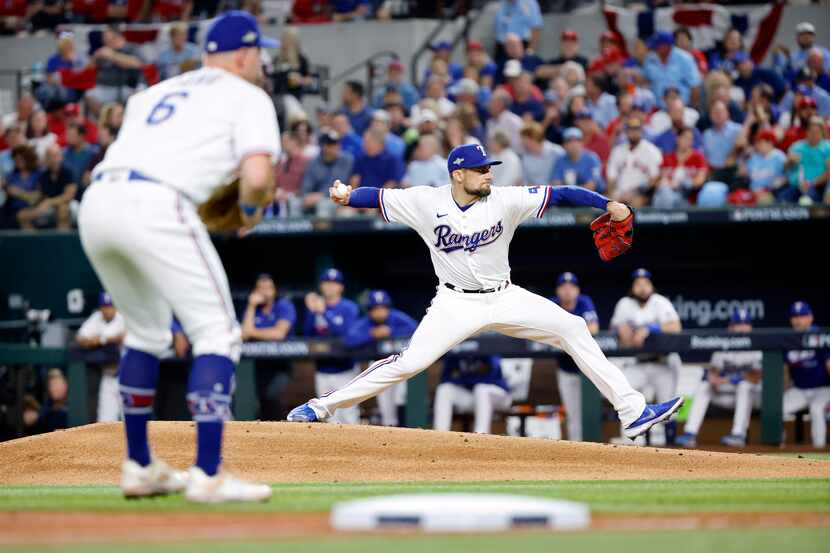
[1,479,829,514]
[2,529,829,553]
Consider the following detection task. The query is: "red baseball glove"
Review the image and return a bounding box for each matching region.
[590,210,634,261]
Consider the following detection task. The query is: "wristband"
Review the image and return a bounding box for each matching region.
[240,203,259,217]
[647,323,661,334]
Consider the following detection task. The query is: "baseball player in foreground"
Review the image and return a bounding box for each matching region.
[287,143,684,438]
[78,12,279,502]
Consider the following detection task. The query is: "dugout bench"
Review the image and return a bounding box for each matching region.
[1,328,827,445]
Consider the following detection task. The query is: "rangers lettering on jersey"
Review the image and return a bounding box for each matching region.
[434,221,504,253]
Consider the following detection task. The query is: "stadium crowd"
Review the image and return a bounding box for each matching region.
[3,2,830,228]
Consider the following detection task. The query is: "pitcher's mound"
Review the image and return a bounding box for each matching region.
[2,422,829,485]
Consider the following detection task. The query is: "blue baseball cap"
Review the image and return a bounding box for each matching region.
[447,144,502,174]
[320,268,344,284]
[204,11,278,54]
[367,289,391,308]
[557,272,579,286]
[790,301,812,317]
[99,291,113,307]
[631,268,652,281]
[432,40,452,51]
[562,127,583,141]
[648,32,674,49]
[730,308,752,324]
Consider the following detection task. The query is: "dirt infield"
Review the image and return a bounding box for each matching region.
[2,421,830,485]
[1,512,829,545]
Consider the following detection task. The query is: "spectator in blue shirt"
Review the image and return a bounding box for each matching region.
[707,28,746,76]
[241,274,297,342]
[702,101,743,181]
[302,130,354,214]
[344,289,417,426]
[423,41,464,85]
[493,0,543,59]
[304,268,361,424]
[520,121,564,186]
[369,110,405,161]
[783,301,830,448]
[372,59,420,111]
[643,32,702,109]
[350,128,405,188]
[773,22,830,81]
[332,113,363,159]
[651,98,703,155]
[741,128,787,199]
[733,52,786,104]
[779,71,830,120]
[4,145,42,225]
[332,0,369,21]
[37,32,86,109]
[551,127,604,192]
[509,72,544,121]
[62,122,95,187]
[156,23,200,81]
[496,33,543,85]
[340,80,373,136]
[585,74,618,131]
[403,135,447,188]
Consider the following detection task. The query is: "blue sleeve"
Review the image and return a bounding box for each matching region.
[302,309,316,337]
[347,187,381,208]
[549,185,610,210]
[276,299,297,327]
[684,52,702,88]
[550,158,565,185]
[344,317,372,348]
[392,156,405,182]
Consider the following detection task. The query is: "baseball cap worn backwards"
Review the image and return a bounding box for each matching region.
[447,144,502,173]
[204,10,278,54]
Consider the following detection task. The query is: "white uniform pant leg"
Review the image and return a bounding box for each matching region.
[683,380,712,436]
[491,286,646,426]
[311,289,486,418]
[433,383,475,431]
[315,369,361,424]
[97,368,122,422]
[731,381,758,438]
[557,370,583,441]
[79,180,241,362]
[376,382,404,426]
[808,387,830,448]
[473,384,511,434]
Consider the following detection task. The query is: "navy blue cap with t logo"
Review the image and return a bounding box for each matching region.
[204,10,278,54]
[447,144,502,174]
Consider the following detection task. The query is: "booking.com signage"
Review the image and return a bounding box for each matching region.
[672,296,765,327]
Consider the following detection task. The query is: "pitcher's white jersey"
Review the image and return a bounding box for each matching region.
[610,293,680,329]
[94,66,281,204]
[379,184,552,289]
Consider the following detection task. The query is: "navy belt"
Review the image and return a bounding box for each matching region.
[93,169,159,184]
[444,282,509,294]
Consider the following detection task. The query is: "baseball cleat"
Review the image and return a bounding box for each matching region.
[121,458,188,499]
[286,402,320,422]
[675,432,698,448]
[184,467,272,503]
[720,434,747,448]
[623,397,684,440]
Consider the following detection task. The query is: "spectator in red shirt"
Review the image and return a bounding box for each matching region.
[657,127,707,208]
[0,0,27,34]
[291,0,331,23]
[575,110,611,166]
[779,96,826,152]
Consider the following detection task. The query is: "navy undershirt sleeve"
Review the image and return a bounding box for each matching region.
[346,187,381,208]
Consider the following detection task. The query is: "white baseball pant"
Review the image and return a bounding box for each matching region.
[684,380,760,438]
[97,368,122,422]
[310,284,646,427]
[78,174,241,362]
[315,369,361,425]
[557,370,583,441]
[620,360,678,445]
[783,386,830,448]
[433,382,512,434]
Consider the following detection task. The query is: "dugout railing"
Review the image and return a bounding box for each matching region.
[2,328,827,444]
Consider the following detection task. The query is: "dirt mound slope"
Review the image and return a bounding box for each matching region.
[1,422,829,485]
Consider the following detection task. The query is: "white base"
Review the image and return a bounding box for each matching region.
[330,493,590,532]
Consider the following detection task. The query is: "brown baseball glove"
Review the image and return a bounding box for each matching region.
[198,179,253,232]
[590,210,634,261]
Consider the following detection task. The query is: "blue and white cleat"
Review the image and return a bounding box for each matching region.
[286,403,320,422]
[623,397,684,440]
[720,434,746,448]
